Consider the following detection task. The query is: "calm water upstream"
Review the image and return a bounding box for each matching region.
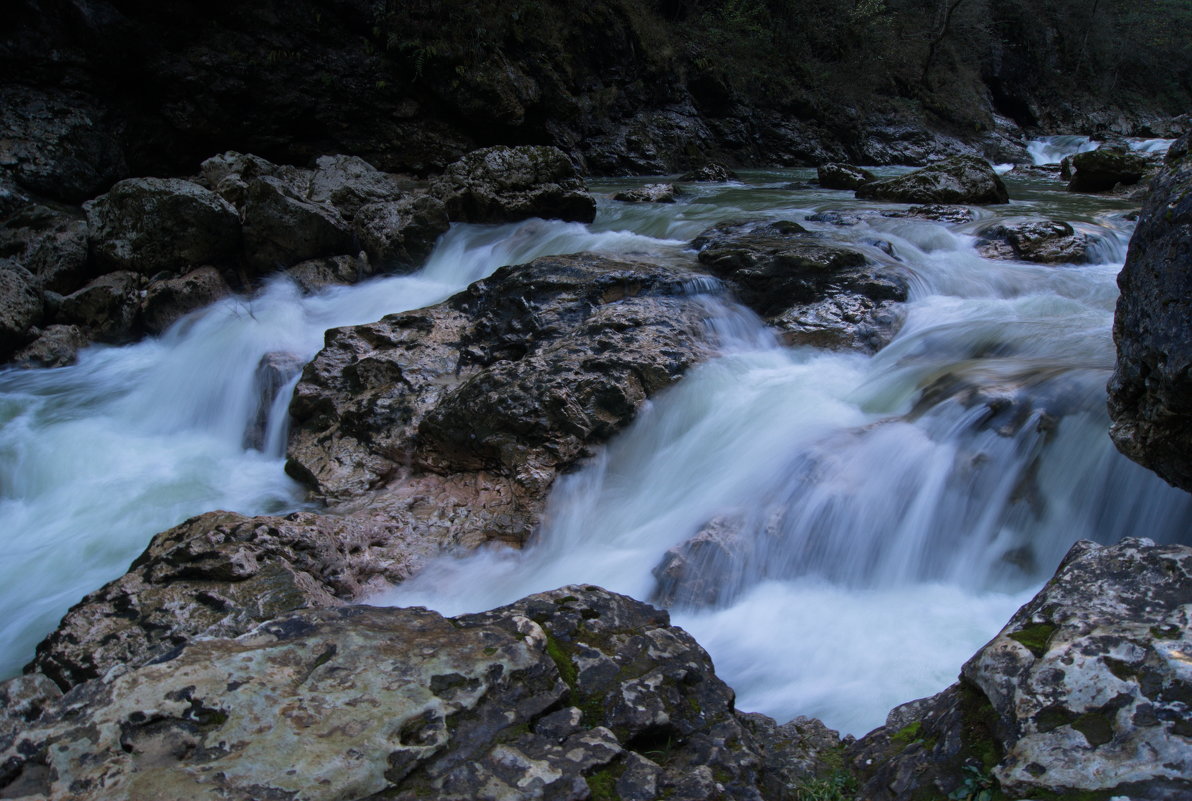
[2,151,1188,736]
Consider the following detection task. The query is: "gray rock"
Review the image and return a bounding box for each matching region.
[0,260,45,358]
[850,538,1192,801]
[975,220,1090,264]
[57,270,144,342]
[855,155,1009,205]
[244,351,306,450]
[433,145,597,224]
[1068,148,1149,193]
[651,515,757,608]
[614,183,679,203]
[11,587,837,801]
[0,203,91,295]
[285,254,369,293]
[141,267,232,334]
[894,204,978,224]
[1108,134,1192,491]
[679,162,739,182]
[817,163,875,190]
[242,176,356,275]
[352,194,449,272]
[307,154,416,218]
[9,324,89,368]
[692,219,908,352]
[85,177,241,275]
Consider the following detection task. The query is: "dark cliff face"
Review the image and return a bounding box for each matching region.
[1108,134,1192,493]
[3,0,1189,197]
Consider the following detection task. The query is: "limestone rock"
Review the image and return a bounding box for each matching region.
[432,145,596,224]
[651,515,757,608]
[692,219,907,352]
[855,155,1009,205]
[679,163,739,182]
[141,267,232,334]
[850,538,1192,801]
[85,177,241,275]
[287,253,716,504]
[1108,134,1192,491]
[975,220,1090,264]
[241,176,356,275]
[306,154,417,218]
[352,194,449,272]
[9,586,841,801]
[614,183,679,203]
[244,351,306,450]
[9,324,89,368]
[56,270,144,342]
[817,162,875,190]
[1068,147,1149,193]
[0,203,90,295]
[0,260,44,358]
[285,254,369,294]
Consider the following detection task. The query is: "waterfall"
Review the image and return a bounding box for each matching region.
[2,169,1189,739]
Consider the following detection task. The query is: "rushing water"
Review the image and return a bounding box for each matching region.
[1028,134,1174,165]
[2,158,1189,736]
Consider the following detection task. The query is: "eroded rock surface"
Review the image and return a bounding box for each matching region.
[975,220,1090,264]
[614,183,679,203]
[1108,134,1192,491]
[817,162,875,190]
[692,219,907,352]
[850,537,1192,801]
[855,155,1009,205]
[1068,147,1149,193]
[432,145,597,224]
[8,587,845,801]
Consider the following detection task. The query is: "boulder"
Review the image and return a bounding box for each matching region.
[816,163,875,190]
[692,219,908,352]
[679,163,739,182]
[890,204,978,224]
[141,267,233,335]
[241,176,357,275]
[651,515,759,608]
[0,204,90,295]
[1108,134,1192,491]
[855,155,1009,205]
[849,538,1192,801]
[352,194,450,272]
[614,183,680,203]
[432,145,596,224]
[287,253,717,504]
[285,254,369,294]
[975,220,1090,264]
[306,154,416,218]
[244,351,306,450]
[56,270,144,342]
[197,151,308,208]
[85,178,241,275]
[1068,148,1149,193]
[9,324,89,368]
[0,260,44,358]
[9,586,844,801]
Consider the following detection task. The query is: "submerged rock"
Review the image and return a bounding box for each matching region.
[679,163,739,182]
[850,537,1192,801]
[9,587,844,801]
[816,162,875,190]
[432,145,597,224]
[975,220,1090,264]
[1108,134,1192,491]
[855,155,1009,205]
[692,219,907,352]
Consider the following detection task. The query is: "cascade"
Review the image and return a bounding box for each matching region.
[2,160,1189,737]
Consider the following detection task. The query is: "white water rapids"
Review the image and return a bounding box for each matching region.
[2,163,1189,737]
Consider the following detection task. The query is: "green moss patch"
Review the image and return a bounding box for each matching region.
[1008,622,1057,658]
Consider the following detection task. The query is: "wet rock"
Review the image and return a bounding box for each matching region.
[850,538,1192,801]
[0,204,91,295]
[803,211,864,227]
[241,176,356,275]
[651,515,756,608]
[1067,147,1149,193]
[816,163,875,190]
[1108,134,1192,491]
[975,220,1090,264]
[306,154,416,218]
[244,351,306,450]
[855,119,979,166]
[141,267,232,335]
[886,204,978,224]
[9,324,89,368]
[56,270,144,342]
[85,178,241,276]
[692,219,908,352]
[285,254,368,293]
[614,183,679,203]
[432,145,596,224]
[0,86,127,202]
[679,162,738,182]
[0,260,44,358]
[287,253,717,505]
[855,155,1009,205]
[352,194,449,272]
[13,586,834,801]
[741,714,852,797]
